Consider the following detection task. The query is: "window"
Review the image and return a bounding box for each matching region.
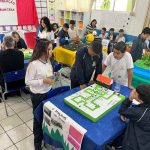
[93,0,133,12]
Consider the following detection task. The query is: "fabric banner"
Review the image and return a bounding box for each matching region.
[0,0,39,27]
[43,101,87,150]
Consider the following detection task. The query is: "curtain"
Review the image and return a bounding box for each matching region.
[16,0,39,27]
[143,0,150,28]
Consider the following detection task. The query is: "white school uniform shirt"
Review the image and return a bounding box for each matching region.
[104,52,133,86]
[99,33,108,39]
[68,27,78,38]
[116,35,125,43]
[38,30,54,41]
[25,59,53,94]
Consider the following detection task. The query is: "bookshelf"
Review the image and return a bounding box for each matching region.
[58,10,84,37]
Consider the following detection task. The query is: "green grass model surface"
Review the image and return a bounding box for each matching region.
[64,84,125,122]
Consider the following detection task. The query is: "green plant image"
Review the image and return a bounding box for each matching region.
[142,54,150,67]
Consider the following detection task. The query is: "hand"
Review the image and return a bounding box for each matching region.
[89,80,95,85]
[129,89,136,101]
[80,84,86,90]
[120,115,126,122]
[128,85,135,90]
[43,78,54,84]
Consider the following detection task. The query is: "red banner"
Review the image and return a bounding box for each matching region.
[16,0,39,27]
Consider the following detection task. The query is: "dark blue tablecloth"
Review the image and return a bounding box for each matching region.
[35,85,131,150]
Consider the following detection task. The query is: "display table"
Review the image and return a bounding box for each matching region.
[35,84,131,150]
[21,48,33,60]
[53,45,107,67]
[53,46,76,67]
[132,60,150,88]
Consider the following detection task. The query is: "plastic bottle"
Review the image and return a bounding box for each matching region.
[114,75,122,94]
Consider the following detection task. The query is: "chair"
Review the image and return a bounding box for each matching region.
[0,69,26,116]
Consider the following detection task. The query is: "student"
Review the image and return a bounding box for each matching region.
[25,39,54,150]
[70,40,103,89]
[102,41,134,89]
[12,31,27,49]
[52,23,59,39]
[115,29,125,43]
[107,28,116,54]
[38,16,54,41]
[58,23,71,46]
[131,27,150,62]
[107,28,116,41]
[119,84,150,150]
[85,19,97,35]
[68,20,79,42]
[99,27,108,39]
[0,36,24,90]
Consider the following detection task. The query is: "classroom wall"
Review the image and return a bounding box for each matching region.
[90,0,149,36]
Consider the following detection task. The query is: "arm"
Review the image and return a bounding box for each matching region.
[75,51,86,89]
[25,63,53,87]
[130,39,139,61]
[20,38,27,49]
[119,98,140,122]
[94,55,103,80]
[127,68,134,89]
[127,53,134,89]
[102,64,107,73]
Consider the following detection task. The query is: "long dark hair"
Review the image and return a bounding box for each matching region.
[12,31,21,39]
[30,39,51,63]
[40,16,52,32]
[90,19,97,27]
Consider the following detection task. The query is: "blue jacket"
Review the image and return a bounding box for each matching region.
[131,35,145,62]
[119,98,150,150]
[70,47,102,85]
[58,29,71,46]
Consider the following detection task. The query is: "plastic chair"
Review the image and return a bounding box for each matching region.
[34,86,70,123]
[1,69,26,116]
[24,32,36,49]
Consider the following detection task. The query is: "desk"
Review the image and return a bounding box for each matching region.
[53,46,107,67]
[53,46,76,67]
[35,85,131,150]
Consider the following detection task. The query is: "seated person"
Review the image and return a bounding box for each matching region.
[102,41,134,89]
[68,20,80,43]
[38,16,54,41]
[12,31,27,49]
[58,23,71,46]
[52,23,59,39]
[99,27,108,39]
[119,84,150,150]
[0,36,24,90]
[107,28,116,41]
[70,40,103,89]
[85,19,97,35]
[115,29,126,43]
[131,27,150,62]
[107,28,116,54]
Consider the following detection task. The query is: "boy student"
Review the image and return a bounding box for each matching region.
[102,41,134,89]
[119,84,150,150]
[68,20,79,42]
[99,27,108,39]
[131,27,150,62]
[115,29,125,43]
[70,40,103,89]
[58,23,71,46]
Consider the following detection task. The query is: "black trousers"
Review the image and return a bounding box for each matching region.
[30,92,47,150]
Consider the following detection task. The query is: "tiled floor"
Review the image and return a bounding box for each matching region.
[0,76,71,150]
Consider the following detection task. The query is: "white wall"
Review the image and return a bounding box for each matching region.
[90,0,149,36]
